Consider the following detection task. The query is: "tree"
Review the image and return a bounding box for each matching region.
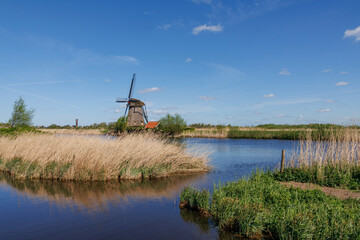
[9,97,35,127]
[115,116,127,133]
[159,113,187,136]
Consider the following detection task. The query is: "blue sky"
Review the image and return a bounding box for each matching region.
[0,0,359,126]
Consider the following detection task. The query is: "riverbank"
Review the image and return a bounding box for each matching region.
[181,128,309,140]
[182,126,360,140]
[273,127,360,190]
[180,172,360,239]
[0,133,209,181]
[39,128,104,135]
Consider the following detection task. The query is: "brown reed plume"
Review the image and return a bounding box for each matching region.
[0,133,210,181]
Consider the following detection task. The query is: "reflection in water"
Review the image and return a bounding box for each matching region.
[180,208,210,233]
[0,138,297,239]
[0,172,206,211]
[179,208,241,240]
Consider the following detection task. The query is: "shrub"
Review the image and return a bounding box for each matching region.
[159,114,187,136]
[115,116,127,133]
[9,97,35,127]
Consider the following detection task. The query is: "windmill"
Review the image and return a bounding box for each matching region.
[116,73,149,127]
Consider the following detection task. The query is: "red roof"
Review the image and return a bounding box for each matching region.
[145,121,160,129]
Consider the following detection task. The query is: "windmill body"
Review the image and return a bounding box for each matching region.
[116,74,149,127]
[127,98,146,127]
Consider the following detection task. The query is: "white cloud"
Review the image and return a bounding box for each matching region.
[192,24,223,35]
[104,79,111,82]
[317,108,331,113]
[298,115,304,119]
[114,55,139,64]
[185,58,192,62]
[278,69,290,76]
[344,26,360,41]
[150,109,168,115]
[208,63,244,76]
[138,87,160,93]
[276,114,285,118]
[1,80,82,87]
[340,71,349,74]
[253,98,321,108]
[161,106,178,110]
[191,0,212,4]
[26,34,140,66]
[325,99,334,103]
[322,69,332,72]
[263,93,275,98]
[157,24,171,30]
[336,81,349,86]
[199,96,216,100]
[0,85,80,109]
[72,52,140,65]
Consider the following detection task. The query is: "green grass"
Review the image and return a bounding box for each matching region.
[180,186,210,212]
[272,165,360,190]
[1,158,74,180]
[0,126,40,136]
[180,172,360,239]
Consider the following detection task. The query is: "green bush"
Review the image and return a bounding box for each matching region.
[9,97,35,127]
[180,186,210,211]
[115,116,127,133]
[159,114,187,136]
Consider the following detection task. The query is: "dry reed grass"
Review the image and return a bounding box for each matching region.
[289,128,360,168]
[0,133,209,181]
[39,128,103,135]
[276,127,360,189]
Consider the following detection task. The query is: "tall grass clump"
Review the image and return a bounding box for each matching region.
[0,133,209,181]
[273,127,360,189]
[180,172,360,239]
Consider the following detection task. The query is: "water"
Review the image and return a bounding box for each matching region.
[0,138,296,239]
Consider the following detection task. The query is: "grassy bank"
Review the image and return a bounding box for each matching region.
[0,133,209,181]
[273,128,360,190]
[181,124,354,140]
[180,172,360,239]
[0,126,40,136]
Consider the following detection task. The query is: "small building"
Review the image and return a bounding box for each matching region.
[145,121,160,129]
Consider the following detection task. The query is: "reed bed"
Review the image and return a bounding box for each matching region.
[274,128,360,189]
[0,133,209,181]
[180,172,360,239]
[39,128,103,136]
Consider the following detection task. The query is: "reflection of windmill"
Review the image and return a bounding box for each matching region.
[116,73,149,127]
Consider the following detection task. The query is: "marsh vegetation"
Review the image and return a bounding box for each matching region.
[0,133,209,181]
[273,127,360,190]
[180,127,360,239]
[180,172,360,239]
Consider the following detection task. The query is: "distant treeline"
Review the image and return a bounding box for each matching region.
[189,123,359,130]
[36,122,115,129]
[188,123,229,130]
[255,123,359,129]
